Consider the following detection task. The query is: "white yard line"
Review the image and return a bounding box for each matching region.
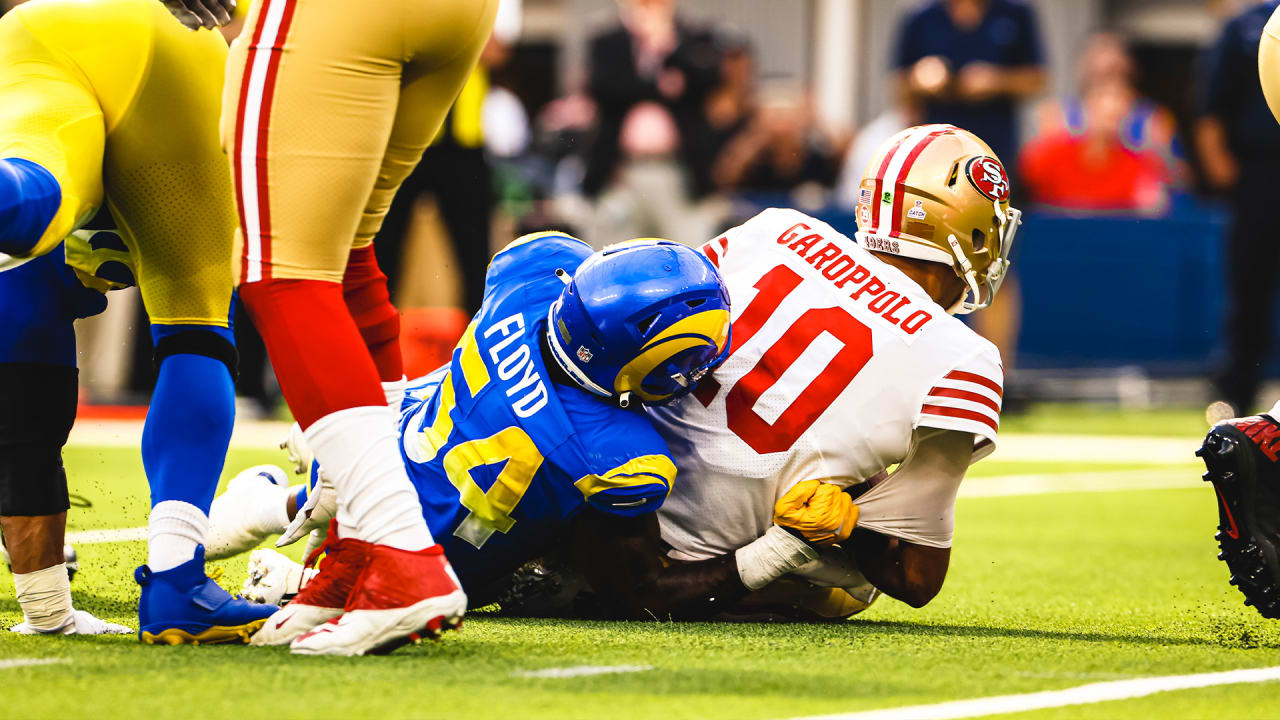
[67,419,291,449]
[0,659,70,670]
[783,666,1280,720]
[512,665,652,679]
[65,527,147,544]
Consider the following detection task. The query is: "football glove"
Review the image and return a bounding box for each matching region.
[773,480,860,546]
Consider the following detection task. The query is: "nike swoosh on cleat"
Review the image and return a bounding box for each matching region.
[274,612,295,630]
[1215,486,1241,540]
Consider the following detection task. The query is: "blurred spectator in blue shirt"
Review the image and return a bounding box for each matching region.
[893,0,1046,166]
[1197,0,1280,417]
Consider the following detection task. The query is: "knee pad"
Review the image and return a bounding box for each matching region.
[153,329,239,382]
[0,158,61,257]
[0,363,75,516]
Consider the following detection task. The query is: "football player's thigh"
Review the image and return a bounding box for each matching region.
[0,16,104,258]
[225,0,402,282]
[353,0,496,246]
[103,23,235,327]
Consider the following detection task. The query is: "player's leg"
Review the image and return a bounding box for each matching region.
[287,0,495,656]
[0,247,127,635]
[218,0,455,651]
[1198,408,1280,618]
[0,12,104,259]
[344,244,407,408]
[100,13,275,643]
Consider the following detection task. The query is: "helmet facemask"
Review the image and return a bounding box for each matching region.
[947,199,1021,315]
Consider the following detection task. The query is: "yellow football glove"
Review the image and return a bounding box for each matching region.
[773,480,860,546]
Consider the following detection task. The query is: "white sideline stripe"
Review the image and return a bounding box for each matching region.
[959,469,1199,498]
[67,419,292,449]
[784,666,1280,720]
[512,665,652,679]
[65,527,147,544]
[0,659,70,670]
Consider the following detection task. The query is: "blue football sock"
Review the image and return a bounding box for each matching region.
[141,325,236,514]
[0,158,61,256]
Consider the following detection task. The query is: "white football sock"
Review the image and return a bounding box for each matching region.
[382,376,408,414]
[304,405,433,550]
[12,563,73,632]
[148,500,209,571]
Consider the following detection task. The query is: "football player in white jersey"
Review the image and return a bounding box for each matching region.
[556,124,1019,620]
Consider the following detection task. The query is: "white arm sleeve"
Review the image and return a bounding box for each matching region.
[852,427,973,549]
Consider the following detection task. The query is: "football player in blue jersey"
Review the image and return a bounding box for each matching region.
[206,232,731,654]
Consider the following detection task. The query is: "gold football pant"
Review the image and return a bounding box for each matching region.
[1262,5,1280,125]
[222,0,497,285]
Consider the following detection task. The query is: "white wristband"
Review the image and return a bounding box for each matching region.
[735,525,820,591]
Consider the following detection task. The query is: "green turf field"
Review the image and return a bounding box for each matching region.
[3,406,1279,719]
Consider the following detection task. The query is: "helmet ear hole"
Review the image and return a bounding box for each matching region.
[972,228,986,252]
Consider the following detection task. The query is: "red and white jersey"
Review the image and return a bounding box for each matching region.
[650,208,1002,561]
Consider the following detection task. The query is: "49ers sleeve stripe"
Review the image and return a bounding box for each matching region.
[234,0,297,284]
[927,385,1000,414]
[944,369,1003,398]
[920,403,999,434]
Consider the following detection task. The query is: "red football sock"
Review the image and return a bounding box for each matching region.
[343,246,403,382]
[239,278,385,428]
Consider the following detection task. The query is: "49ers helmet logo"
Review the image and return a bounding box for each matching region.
[964,156,1010,202]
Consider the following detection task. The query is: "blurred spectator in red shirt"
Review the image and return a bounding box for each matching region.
[1020,34,1177,213]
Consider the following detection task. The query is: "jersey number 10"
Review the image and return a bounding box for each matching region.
[695,264,873,454]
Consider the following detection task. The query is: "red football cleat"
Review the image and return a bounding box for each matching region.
[251,522,372,646]
[289,543,467,656]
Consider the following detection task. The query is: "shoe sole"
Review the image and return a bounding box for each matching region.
[139,618,268,645]
[1197,425,1280,618]
[290,590,466,656]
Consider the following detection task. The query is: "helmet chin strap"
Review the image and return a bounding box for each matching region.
[945,233,984,315]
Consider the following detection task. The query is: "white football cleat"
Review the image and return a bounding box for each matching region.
[242,548,318,606]
[290,543,466,656]
[206,465,291,560]
[10,609,132,635]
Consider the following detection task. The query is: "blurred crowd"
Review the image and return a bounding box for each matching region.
[8,0,1276,415]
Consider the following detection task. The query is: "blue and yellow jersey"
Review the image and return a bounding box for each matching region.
[397,233,677,589]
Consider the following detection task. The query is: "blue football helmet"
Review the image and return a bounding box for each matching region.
[546,239,731,406]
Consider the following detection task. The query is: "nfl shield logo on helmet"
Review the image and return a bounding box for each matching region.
[964,156,1010,201]
[577,346,593,363]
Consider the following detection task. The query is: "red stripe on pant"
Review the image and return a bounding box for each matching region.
[232,1,274,284]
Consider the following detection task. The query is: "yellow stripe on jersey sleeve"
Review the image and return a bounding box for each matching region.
[574,454,677,500]
[457,320,489,396]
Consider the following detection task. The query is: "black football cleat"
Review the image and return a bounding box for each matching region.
[1197,416,1280,619]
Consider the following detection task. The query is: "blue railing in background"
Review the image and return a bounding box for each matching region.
[740,193,1233,376]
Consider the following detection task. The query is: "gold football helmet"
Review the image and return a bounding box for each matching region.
[855,124,1021,314]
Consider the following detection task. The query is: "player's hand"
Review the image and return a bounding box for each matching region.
[277,467,335,547]
[773,480,860,546]
[160,0,234,31]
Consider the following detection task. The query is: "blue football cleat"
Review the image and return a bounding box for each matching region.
[135,546,276,645]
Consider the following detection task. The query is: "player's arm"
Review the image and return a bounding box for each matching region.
[570,508,817,620]
[787,428,972,608]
